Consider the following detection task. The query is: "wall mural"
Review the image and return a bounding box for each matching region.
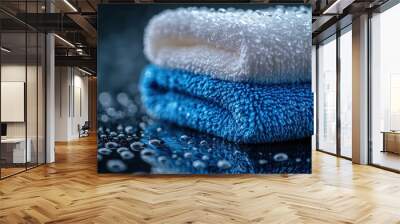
[97,4,313,174]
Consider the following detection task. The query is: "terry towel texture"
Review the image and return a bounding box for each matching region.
[140,65,313,144]
[144,7,312,84]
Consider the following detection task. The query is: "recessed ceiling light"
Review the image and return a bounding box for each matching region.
[323,0,354,15]
[1,47,11,53]
[63,0,78,12]
[54,34,75,48]
[78,67,93,76]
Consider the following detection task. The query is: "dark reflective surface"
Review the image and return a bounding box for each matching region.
[97,92,311,174]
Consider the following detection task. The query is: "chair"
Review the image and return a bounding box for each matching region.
[78,121,90,138]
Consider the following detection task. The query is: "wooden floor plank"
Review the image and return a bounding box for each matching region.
[0,135,400,224]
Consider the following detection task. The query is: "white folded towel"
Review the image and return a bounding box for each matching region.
[144,6,311,84]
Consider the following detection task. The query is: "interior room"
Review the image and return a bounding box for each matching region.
[0,12,46,178]
[0,0,400,223]
[370,2,400,171]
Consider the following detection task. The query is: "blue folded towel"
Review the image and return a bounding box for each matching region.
[140,64,313,144]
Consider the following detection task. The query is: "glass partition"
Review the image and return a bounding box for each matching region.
[1,30,28,177]
[27,30,38,169]
[0,1,46,179]
[317,35,337,154]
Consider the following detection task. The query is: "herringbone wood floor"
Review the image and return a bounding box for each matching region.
[1,136,400,224]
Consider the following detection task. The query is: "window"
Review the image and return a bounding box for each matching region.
[339,27,352,158]
[371,3,400,171]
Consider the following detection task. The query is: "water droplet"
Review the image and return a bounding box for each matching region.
[116,92,130,106]
[149,139,162,147]
[207,148,213,152]
[158,156,167,164]
[106,108,117,117]
[273,153,288,162]
[201,155,209,161]
[105,142,118,149]
[125,126,134,134]
[172,154,178,159]
[139,122,146,129]
[218,8,226,13]
[255,10,263,15]
[117,147,129,153]
[141,148,156,158]
[306,158,311,163]
[217,160,231,169]
[97,154,103,161]
[295,158,302,162]
[156,127,162,132]
[100,115,109,123]
[98,148,112,155]
[107,160,127,172]
[99,92,112,107]
[120,151,135,160]
[184,152,192,159]
[130,141,144,151]
[200,140,207,146]
[180,135,190,141]
[258,159,268,165]
[193,160,207,169]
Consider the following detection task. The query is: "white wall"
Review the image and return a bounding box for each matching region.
[1,65,38,138]
[55,66,69,141]
[1,63,46,164]
[312,45,316,150]
[1,65,26,134]
[73,73,89,137]
[55,67,89,141]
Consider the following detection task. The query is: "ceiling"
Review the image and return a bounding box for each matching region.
[0,0,392,74]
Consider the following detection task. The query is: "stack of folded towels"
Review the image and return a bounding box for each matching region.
[140,6,313,144]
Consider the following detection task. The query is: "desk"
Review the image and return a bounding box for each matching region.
[381,131,400,154]
[1,138,31,163]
